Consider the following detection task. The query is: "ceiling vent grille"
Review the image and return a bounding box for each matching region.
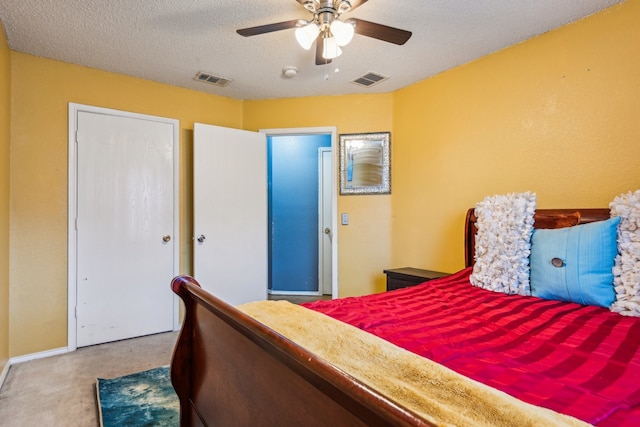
[194,71,232,87]
[351,71,388,88]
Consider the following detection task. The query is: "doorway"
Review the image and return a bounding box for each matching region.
[68,104,180,350]
[264,128,337,297]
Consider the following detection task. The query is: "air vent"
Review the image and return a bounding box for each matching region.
[194,71,232,87]
[351,71,389,88]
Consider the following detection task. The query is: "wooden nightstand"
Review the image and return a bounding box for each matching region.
[383,267,449,291]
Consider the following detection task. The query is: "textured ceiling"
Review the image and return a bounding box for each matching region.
[0,0,624,100]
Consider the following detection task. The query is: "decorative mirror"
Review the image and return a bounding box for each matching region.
[339,132,391,195]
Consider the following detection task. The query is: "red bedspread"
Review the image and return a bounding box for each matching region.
[303,267,640,426]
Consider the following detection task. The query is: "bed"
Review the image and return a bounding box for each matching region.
[170,207,640,426]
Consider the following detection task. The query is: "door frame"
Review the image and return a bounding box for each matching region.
[318,147,332,296]
[67,103,180,351]
[261,127,338,298]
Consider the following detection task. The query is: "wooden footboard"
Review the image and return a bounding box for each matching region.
[170,275,435,427]
[464,208,610,267]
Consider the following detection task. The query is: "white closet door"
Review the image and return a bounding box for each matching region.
[75,109,177,347]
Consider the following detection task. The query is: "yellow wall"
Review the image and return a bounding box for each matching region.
[392,0,640,273]
[9,53,243,356]
[6,0,639,358]
[244,95,394,297]
[0,21,11,375]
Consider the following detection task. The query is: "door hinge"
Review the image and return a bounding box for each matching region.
[75,218,78,230]
[74,306,78,318]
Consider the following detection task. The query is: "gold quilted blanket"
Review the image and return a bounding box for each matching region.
[238,300,590,427]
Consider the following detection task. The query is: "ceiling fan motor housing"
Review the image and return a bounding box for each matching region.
[305,1,352,20]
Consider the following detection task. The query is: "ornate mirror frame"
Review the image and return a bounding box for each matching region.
[339,132,391,195]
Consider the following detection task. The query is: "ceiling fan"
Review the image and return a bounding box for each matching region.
[236,0,412,65]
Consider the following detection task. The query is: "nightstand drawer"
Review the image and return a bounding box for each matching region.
[383,267,448,291]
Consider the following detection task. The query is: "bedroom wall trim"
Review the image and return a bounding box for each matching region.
[9,347,68,365]
[0,359,10,390]
[268,290,322,296]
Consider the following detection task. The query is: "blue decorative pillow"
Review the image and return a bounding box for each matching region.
[530,217,620,307]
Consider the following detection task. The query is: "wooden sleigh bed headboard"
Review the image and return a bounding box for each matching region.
[171,207,614,427]
[464,208,611,268]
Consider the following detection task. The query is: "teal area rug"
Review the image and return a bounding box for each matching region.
[97,366,179,427]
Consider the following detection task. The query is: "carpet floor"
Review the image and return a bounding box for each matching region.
[0,331,178,426]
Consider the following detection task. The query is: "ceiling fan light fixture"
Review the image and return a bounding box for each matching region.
[336,0,352,14]
[295,22,320,50]
[322,36,342,59]
[330,19,354,46]
[303,1,318,13]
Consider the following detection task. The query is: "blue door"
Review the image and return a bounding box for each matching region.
[268,134,331,292]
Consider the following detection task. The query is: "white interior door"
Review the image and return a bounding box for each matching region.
[319,148,333,295]
[193,123,267,305]
[72,107,178,348]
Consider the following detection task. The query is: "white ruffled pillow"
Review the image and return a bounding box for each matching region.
[470,192,537,295]
[609,190,640,316]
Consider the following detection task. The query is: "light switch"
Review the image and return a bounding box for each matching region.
[341,213,349,225]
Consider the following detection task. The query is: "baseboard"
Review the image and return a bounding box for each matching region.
[0,359,10,390]
[9,347,69,365]
[268,290,322,296]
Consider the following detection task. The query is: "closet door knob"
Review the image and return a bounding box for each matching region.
[162,235,171,242]
[197,235,206,243]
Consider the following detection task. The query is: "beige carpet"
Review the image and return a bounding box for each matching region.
[0,331,178,426]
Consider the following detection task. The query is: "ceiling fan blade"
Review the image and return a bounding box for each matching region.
[315,38,332,65]
[237,20,300,37]
[350,18,412,45]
